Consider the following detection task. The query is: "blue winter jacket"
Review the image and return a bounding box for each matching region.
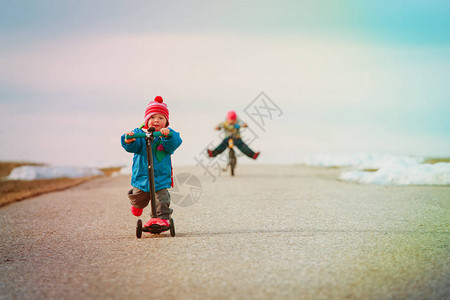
[121,127,182,193]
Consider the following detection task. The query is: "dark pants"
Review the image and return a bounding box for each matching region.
[128,188,173,220]
[211,137,256,158]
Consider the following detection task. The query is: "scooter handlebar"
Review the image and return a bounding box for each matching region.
[125,131,172,140]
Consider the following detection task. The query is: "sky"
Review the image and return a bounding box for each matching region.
[0,0,449,167]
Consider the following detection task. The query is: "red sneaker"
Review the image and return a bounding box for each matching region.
[253,152,260,160]
[144,218,170,227]
[131,206,143,217]
[207,149,214,157]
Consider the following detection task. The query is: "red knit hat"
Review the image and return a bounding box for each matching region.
[227,110,237,121]
[144,96,169,127]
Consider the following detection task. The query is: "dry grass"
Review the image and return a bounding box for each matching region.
[424,157,450,164]
[0,162,121,208]
[100,167,122,176]
[363,169,379,172]
[351,158,450,173]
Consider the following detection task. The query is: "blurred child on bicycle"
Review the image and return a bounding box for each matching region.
[207,110,260,160]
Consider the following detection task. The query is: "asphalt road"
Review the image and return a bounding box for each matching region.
[1,165,449,300]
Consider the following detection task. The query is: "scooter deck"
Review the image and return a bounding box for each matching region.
[142,224,170,234]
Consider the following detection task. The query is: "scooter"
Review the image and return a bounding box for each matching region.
[125,127,175,238]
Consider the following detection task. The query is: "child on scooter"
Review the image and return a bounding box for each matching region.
[121,96,182,227]
[207,110,260,159]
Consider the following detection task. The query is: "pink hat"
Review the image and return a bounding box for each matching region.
[227,110,237,121]
[144,96,169,127]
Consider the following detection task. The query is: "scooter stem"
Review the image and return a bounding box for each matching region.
[145,127,158,218]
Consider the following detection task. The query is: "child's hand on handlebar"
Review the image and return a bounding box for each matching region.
[124,131,136,144]
[160,128,170,137]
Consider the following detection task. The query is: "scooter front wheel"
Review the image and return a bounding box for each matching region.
[136,219,143,239]
[169,218,175,237]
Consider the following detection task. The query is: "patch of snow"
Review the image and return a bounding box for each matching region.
[7,166,103,181]
[302,152,449,186]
